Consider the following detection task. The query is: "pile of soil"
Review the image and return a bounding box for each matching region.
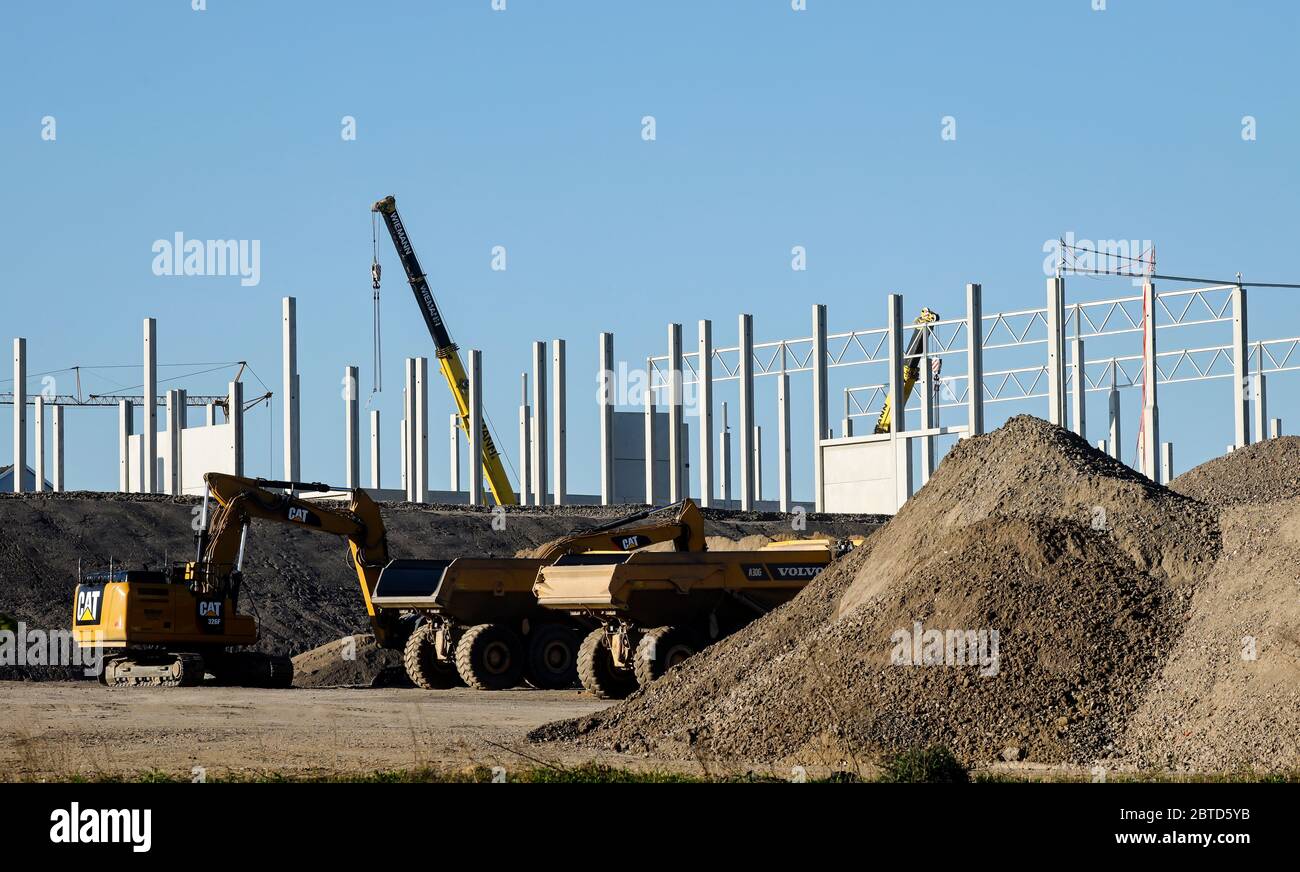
[0,493,882,680]
[1169,436,1300,506]
[1119,501,1300,772]
[533,416,1222,769]
[291,634,408,688]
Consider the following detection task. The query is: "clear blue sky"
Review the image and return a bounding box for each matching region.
[2,1,1298,497]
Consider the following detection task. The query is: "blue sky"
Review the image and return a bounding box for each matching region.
[2,0,1298,498]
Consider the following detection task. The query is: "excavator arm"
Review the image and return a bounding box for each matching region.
[530,499,707,560]
[874,307,940,435]
[198,472,402,646]
[371,195,517,506]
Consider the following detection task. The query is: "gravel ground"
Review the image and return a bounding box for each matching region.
[1169,436,1300,506]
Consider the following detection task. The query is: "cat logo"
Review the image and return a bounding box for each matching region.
[287,507,310,523]
[75,587,104,625]
[616,534,651,551]
[197,599,224,632]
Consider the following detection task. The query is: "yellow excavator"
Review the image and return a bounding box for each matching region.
[73,471,707,690]
[71,473,399,688]
[874,307,940,434]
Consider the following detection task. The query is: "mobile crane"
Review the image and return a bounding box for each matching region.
[371,195,516,505]
[874,307,941,434]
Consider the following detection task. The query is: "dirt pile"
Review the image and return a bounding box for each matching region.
[0,493,882,680]
[534,416,1222,768]
[291,634,408,688]
[1120,504,1300,772]
[1169,436,1300,506]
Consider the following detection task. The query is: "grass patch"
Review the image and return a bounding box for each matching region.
[878,746,969,784]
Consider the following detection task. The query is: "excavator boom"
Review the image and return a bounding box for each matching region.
[874,308,940,434]
[200,472,400,646]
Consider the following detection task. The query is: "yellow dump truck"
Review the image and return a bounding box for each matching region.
[534,537,849,698]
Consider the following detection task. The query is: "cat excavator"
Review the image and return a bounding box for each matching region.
[73,471,707,690]
[71,473,400,688]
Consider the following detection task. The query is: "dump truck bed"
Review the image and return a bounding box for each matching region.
[370,557,549,625]
[534,540,836,627]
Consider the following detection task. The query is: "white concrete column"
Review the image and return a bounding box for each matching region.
[1141,280,1159,480]
[468,350,484,507]
[370,409,382,489]
[841,390,854,439]
[403,358,415,501]
[1270,418,1282,439]
[118,400,133,492]
[281,298,300,486]
[598,333,614,505]
[449,412,461,492]
[1231,285,1250,448]
[697,320,714,507]
[344,366,359,489]
[887,294,913,508]
[51,404,64,492]
[811,304,828,511]
[179,388,188,489]
[518,373,530,505]
[414,356,429,503]
[1252,365,1267,446]
[1046,277,1067,426]
[399,419,408,494]
[919,329,936,484]
[531,341,547,506]
[228,381,244,477]
[1107,380,1122,462]
[552,338,567,505]
[738,314,755,510]
[777,372,791,513]
[966,284,985,436]
[142,320,157,494]
[1160,442,1174,485]
[753,425,763,503]
[12,338,25,493]
[1096,439,1107,453]
[1071,306,1086,438]
[206,403,217,426]
[33,395,44,493]
[166,389,181,496]
[644,358,656,504]
[667,324,684,502]
[719,402,731,508]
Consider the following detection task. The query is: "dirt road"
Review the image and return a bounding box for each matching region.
[0,682,619,780]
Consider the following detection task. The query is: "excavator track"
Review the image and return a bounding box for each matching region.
[103,653,204,688]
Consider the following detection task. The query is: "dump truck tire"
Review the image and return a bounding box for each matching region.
[455,624,525,690]
[577,629,637,699]
[633,626,696,688]
[525,624,580,689]
[404,623,461,689]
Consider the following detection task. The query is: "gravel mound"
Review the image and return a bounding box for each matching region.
[533,416,1223,769]
[291,634,408,688]
[1120,500,1300,773]
[1168,437,1300,506]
